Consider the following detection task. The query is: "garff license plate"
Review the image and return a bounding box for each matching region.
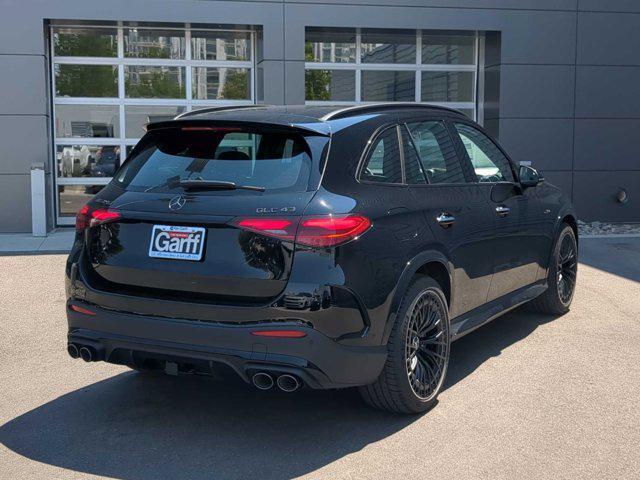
[148,225,206,261]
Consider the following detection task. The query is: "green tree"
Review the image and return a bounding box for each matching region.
[125,71,184,98]
[55,31,117,57]
[221,69,249,100]
[304,43,331,101]
[56,65,118,97]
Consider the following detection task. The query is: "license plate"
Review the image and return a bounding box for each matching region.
[148,225,206,261]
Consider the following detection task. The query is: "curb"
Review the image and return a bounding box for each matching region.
[0,249,71,256]
[579,234,640,239]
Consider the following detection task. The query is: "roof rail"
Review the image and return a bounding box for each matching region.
[320,103,464,121]
[174,104,270,119]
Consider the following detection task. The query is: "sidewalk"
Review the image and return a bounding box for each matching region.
[0,230,75,254]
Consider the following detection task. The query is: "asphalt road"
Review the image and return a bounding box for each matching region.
[1,238,639,480]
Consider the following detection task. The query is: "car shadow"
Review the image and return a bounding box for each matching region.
[578,237,640,283]
[0,307,555,480]
[444,306,556,390]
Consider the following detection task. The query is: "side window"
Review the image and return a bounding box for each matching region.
[454,123,515,183]
[401,128,427,184]
[360,127,402,184]
[406,121,466,184]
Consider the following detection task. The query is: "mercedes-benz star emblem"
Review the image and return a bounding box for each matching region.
[168,195,187,211]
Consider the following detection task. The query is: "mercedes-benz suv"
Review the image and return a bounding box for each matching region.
[65,104,578,413]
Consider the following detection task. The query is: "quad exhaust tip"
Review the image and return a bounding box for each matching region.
[67,343,79,359]
[252,372,274,390]
[79,346,94,362]
[276,374,300,393]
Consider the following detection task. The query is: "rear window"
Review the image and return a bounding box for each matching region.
[114,127,318,193]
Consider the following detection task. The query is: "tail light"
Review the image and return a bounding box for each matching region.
[76,204,121,232]
[236,218,297,241]
[232,214,371,248]
[297,215,371,247]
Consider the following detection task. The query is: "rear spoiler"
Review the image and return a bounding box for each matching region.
[145,119,331,137]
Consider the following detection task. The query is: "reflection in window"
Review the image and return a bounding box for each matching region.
[422,71,475,102]
[55,105,120,138]
[51,24,256,226]
[407,121,466,184]
[53,27,118,57]
[454,123,514,183]
[401,128,427,184]
[116,130,313,193]
[306,28,356,63]
[305,70,355,101]
[191,31,251,61]
[55,64,118,97]
[361,70,415,102]
[304,27,479,120]
[191,67,250,100]
[422,32,476,65]
[361,29,416,64]
[56,145,121,178]
[361,127,402,183]
[125,105,186,138]
[124,66,185,98]
[58,185,105,216]
[123,28,185,59]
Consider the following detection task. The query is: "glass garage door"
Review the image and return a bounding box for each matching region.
[50,23,256,225]
[305,28,480,121]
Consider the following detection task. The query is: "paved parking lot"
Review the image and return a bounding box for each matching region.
[1,238,639,480]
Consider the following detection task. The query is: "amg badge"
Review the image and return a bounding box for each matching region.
[148,225,206,261]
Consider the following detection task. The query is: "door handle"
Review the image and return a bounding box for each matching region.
[495,205,511,217]
[436,212,456,228]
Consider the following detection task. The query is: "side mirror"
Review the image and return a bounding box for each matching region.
[519,165,543,188]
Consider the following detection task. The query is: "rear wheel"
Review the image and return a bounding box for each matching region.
[529,224,577,315]
[359,277,450,414]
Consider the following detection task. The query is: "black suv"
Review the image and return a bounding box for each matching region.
[65,104,578,413]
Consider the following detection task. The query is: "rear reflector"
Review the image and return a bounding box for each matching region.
[70,305,96,316]
[76,205,121,232]
[251,330,307,338]
[232,214,371,248]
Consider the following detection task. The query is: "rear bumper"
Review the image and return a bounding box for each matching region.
[66,301,387,389]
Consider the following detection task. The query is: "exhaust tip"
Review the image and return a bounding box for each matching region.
[79,346,93,363]
[276,374,300,392]
[67,343,79,359]
[252,372,274,390]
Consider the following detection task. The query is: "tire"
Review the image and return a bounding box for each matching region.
[528,224,578,315]
[359,276,450,414]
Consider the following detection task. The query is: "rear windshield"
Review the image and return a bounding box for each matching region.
[114,127,319,193]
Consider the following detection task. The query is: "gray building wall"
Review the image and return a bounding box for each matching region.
[0,0,638,232]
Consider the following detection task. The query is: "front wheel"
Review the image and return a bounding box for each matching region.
[359,277,450,414]
[529,224,578,315]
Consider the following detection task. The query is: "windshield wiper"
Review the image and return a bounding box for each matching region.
[178,180,266,192]
[146,178,265,192]
[177,179,266,192]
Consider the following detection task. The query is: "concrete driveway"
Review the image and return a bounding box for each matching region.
[1,238,639,480]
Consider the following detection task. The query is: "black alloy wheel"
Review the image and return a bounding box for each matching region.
[529,224,578,315]
[360,276,450,414]
[557,233,577,306]
[404,290,449,401]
